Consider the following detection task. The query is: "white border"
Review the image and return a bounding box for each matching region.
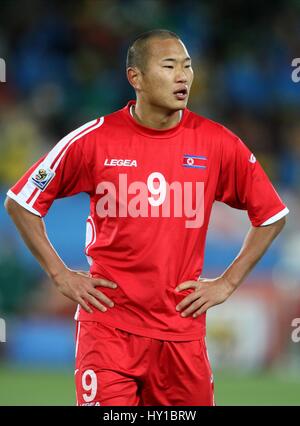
[260,207,289,226]
[6,190,41,216]
[74,304,80,321]
[15,117,105,208]
[75,321,81,358]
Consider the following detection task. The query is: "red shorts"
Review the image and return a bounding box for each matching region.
[75,321,215,406]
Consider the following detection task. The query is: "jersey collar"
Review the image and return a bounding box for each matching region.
[122,100,189,139]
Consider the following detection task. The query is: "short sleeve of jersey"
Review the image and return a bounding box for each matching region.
[7,118,101,217]
[215,127,289,226]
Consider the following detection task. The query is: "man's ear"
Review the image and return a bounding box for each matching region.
[127,67,142,91]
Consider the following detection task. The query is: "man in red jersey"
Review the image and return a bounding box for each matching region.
[5,29,288,406]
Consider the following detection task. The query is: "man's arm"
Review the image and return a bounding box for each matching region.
[175,217,286,318]
[4,196,117,313]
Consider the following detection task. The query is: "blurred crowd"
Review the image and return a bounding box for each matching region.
[0,0,299,188]
[0,0,299,323]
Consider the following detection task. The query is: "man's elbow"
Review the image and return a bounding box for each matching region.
[4,196,13,214]
[257,215,287,236]
[4,196,19,216]
[277,215,287,227]
[273,216,287,234]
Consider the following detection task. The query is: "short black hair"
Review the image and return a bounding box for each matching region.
[126,29,180,72]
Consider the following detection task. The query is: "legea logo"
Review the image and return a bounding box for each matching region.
[104,158,137,167]
[96,172,204,228]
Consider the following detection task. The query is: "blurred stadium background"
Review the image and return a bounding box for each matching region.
[0,0,300,406]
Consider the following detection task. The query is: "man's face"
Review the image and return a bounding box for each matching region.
[138,38,194,111]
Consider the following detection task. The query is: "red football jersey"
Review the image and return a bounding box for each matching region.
[8,100,289,341]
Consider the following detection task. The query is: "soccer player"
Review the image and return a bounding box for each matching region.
[5,29,288,406]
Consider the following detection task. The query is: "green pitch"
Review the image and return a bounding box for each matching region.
[0,365,299,405]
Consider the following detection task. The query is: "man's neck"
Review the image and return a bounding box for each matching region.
[131,101,183,130]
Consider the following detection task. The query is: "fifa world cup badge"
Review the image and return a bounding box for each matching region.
[30,166,55,191]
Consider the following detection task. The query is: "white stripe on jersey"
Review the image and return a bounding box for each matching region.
[8,117,105,213]
[51,117,104,172]
[75,321,81,359]
[19,180,40,204]
[74,304,80,321]
[85,216,97,266]
[6,189,41,216]
[28,186,42,207]
[260,207,289,226]
[85,216,96,254]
